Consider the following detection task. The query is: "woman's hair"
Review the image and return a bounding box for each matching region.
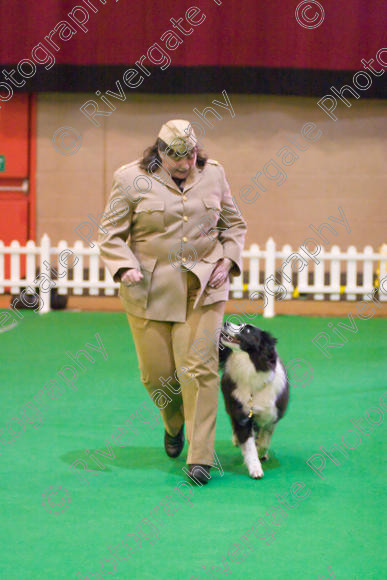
[139,138,208,171]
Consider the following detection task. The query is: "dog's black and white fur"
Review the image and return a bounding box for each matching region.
[219,322,289,479]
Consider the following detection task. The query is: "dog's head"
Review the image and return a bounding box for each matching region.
[220,322,278,371]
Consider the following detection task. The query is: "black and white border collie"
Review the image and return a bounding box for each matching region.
[219,322,289,479]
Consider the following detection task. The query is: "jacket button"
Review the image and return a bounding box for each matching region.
[182,237,188,242]
[183,195,188,201]
[183,216,188,222]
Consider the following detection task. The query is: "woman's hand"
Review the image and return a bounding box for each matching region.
[120,268,144,285]
[208,258,233,289]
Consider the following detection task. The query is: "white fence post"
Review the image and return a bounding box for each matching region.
[346,245,357,300]
[362,245,374,300]
[57,240,69,296]
[280,244,293,299]
[231,271,244,299]
[39,234,51,314]
[264,238,275,318]
[73,240,84,295]
[329,245,341,301]
[89,250,100,296]
[103,267,116,296]
[314,253,325,301]
[10,241,20,295]
[26,240,36,289]
[298,245,309,295]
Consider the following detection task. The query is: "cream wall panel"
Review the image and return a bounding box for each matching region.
[36,93,386,249]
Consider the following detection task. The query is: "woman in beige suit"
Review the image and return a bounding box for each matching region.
[98,120,247,485]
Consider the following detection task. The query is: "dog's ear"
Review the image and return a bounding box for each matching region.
[261,331,277,362]
[261,330,276,344]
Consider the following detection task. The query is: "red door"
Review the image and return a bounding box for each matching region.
[0,94,36,278]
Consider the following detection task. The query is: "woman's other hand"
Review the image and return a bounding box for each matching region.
[208,258,233,289]
[120,268,144,285]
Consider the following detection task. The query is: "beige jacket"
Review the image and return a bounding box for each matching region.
[98,159,247,322]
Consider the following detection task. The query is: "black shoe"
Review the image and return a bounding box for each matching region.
[187,464,211,485]
[164,426,185,458]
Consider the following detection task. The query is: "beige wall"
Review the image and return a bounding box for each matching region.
[36,93,386,250]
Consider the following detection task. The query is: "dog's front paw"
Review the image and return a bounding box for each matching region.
[248,462,264,479]
[241,436,264,479]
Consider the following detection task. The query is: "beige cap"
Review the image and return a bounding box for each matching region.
[158,119,197,154]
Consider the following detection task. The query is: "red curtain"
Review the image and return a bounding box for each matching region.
[0,0,384,70]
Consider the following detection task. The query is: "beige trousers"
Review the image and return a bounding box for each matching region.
[126,272,225,465]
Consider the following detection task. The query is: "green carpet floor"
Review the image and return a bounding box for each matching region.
[0,310,386,580]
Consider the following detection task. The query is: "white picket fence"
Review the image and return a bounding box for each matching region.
[0,235,386,317]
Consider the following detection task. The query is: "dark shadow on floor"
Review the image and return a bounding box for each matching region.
[60,440,282,476]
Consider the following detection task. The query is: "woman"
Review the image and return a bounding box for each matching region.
[98,119,247,485]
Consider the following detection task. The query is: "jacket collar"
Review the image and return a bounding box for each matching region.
[152,165,203,193]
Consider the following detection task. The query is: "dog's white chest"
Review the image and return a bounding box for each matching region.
[225,353,285,425]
